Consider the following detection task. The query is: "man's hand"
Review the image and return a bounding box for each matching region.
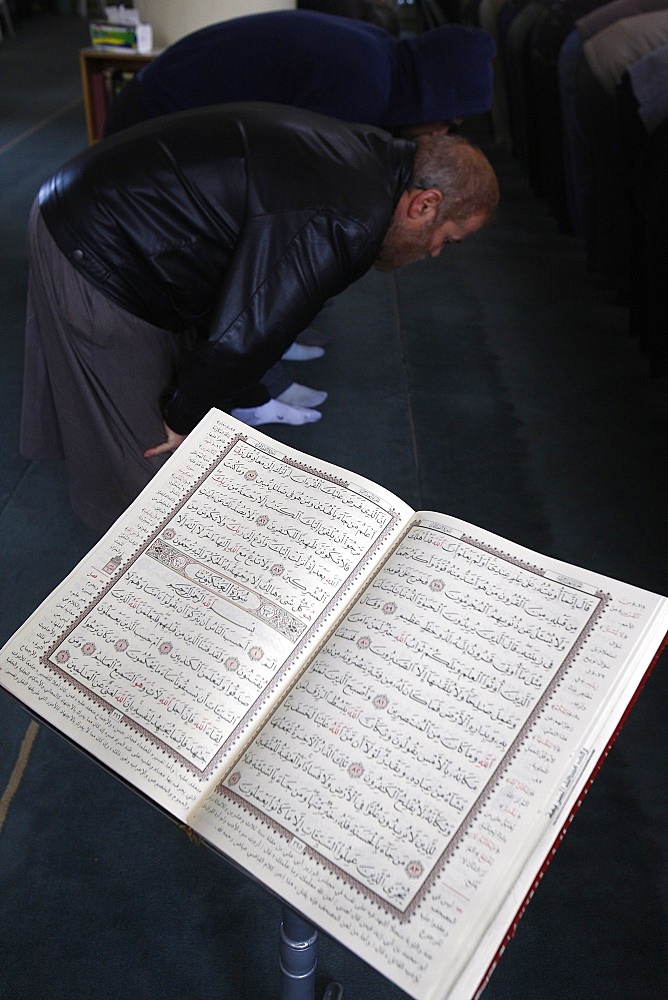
[144,422,187,459]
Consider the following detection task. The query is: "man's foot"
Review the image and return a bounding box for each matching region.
[276,383,328,408]
[295,326,331,347]
[282,343,325,362]
[231,399,322,426]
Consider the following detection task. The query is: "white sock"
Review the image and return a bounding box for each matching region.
[281,343,325,362]
[276,383,328,408]
[231,399,322,427]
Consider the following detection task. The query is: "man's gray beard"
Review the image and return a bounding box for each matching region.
[374,216,432,272]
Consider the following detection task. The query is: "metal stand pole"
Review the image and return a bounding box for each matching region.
[279,906,318,1000]
[279,906,343,1000]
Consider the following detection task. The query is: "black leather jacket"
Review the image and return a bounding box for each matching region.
[39,103,414,432]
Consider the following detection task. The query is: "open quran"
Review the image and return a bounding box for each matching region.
[1,408,666,1000]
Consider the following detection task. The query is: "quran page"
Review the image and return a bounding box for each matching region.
[0,410,413,821]
[191,510,668,1000]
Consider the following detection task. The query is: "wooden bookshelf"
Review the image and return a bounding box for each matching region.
[79,47,156,144]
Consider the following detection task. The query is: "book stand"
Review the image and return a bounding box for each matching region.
[279,906,343,999]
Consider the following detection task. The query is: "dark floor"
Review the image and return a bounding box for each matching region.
[1,12,667,1000]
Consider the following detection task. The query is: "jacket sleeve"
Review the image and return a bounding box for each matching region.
[161,208,381,433]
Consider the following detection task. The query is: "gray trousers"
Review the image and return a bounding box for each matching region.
[21,201,195,533]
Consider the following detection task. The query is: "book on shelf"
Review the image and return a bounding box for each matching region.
[87,66,140,139]
[1,408,665,1000]
[87,68,109,140]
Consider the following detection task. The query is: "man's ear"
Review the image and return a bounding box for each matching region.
[405,187,443,221]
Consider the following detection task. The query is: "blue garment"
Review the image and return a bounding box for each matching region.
[558,28,590,244]
[134,10,494,128]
